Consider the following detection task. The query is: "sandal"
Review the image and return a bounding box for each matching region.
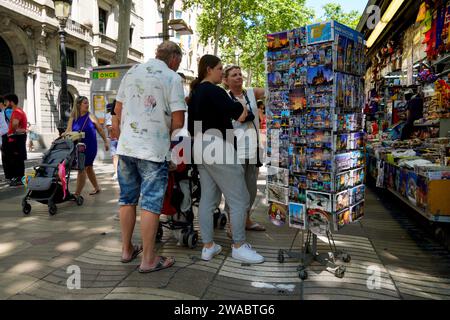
[89,189,101,196]
[138,256,175,273]
[120,244,143,263]
[245,222,266,231]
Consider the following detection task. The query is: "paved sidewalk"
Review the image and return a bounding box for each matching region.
[0,163,450,300]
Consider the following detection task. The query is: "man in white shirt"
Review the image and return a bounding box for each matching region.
[113,41,185,273]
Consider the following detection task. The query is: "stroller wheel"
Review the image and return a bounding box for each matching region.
[76,195,84,206]
[187,231,198,249]
[49,205,57,216]
[22,203,31,215]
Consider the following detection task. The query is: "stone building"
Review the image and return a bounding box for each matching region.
[0,0,144,147]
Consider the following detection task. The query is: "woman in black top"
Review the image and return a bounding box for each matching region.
[187,55,265,264]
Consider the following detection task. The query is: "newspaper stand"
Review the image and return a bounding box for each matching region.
[266,21,365,280]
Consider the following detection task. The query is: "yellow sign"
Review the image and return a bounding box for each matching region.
[92,71,119,79]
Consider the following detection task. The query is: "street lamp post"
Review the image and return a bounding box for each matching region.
[53,0,72,135]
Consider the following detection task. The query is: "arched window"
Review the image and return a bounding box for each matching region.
[0,36,14,95]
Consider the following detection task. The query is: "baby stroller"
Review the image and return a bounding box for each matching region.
[22,132,86,216]
[157,164,227,249]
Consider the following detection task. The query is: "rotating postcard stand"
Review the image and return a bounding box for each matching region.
[266,21,365,281]
[277,229,350,280]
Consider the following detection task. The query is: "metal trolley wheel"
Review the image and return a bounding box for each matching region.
[22,203,31,215]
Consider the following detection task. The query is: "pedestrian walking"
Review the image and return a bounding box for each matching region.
[65,96,109,196]
[4,94,27,186]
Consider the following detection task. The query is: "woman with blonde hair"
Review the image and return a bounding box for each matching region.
[65,96,109,196]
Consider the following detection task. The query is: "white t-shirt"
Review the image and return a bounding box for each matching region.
[230,88,260,160]
[116,59,186,162]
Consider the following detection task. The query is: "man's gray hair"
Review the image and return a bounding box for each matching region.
[156,41,182,64]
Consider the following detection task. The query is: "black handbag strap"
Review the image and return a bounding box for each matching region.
[79,113,90,133]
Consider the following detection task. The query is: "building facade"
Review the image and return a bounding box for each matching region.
[0,0,144,147]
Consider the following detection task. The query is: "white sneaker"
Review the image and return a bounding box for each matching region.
[201,243,222,261]
[232,243,265,264]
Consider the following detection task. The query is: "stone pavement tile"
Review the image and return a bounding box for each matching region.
[105,287,199,300]
[0,273,40,299]
[16,280,111,300]
[116,268,214,299]
[202,275,301,300]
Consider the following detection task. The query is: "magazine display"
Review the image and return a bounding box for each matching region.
[266,21,365,234]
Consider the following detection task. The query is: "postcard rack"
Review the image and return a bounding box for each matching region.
[265,21,366,280]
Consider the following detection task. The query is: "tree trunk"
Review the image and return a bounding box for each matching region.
[114,0,132,64]
[246,67,252,87]
[156,0,176,41]
[214,0,225,56]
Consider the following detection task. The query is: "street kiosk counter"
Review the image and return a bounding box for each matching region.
[90,64,135,160]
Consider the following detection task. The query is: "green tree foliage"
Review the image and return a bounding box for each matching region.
[185,0,314,87]
[321,2,361,29]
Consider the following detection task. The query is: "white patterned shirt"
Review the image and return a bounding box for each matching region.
[116,59,186,162]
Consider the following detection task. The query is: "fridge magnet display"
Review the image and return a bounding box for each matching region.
[334,189,350,212]
[307,65,333,86]
[289,202,307,229]
[307,170,332,192]
[307,21,333,44]
[268,202,287,227]
[268,183,289,205]
[267,166,290,186]
[267,32,289,51]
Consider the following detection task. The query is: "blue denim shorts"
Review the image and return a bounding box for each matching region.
[118,155,168,214]
[109,139,118,157]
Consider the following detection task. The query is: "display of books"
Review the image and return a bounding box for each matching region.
[266,21,365,232]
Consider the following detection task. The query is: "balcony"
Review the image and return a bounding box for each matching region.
[93,33,143,63]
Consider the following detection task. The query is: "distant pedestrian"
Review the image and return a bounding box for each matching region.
[4,94,27,186]
[113,41,185,273]
[105,100,119,180]
[65,96,109,196]
[0,96,10,179]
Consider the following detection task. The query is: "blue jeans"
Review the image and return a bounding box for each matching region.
[118,155,168,214]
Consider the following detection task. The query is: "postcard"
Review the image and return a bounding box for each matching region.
[267,32,289,51]
[268,183,289,205]
[335,170,352,192]
[307,65,333,86]
[289,202,307,229]
[267,166,289,187]
[306,170,332,192]
[306,190,332,213]
[350,201,364,222]
[334,189,350,212]
[307,148,332,172]
[307,208,332,236]
[334,208,351,231]
[268,202,287,227]
[307,21,333,44]
[289,88,307,112]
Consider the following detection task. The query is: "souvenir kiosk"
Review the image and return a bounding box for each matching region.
[265,21,366,280]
